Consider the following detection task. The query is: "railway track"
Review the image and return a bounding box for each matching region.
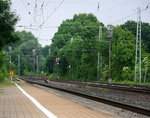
[47,79,150,94]
[19,75,150,117]
[20,75,150,94]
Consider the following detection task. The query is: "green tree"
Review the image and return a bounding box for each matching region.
[121,21,150,52]
[0,0,19,50]
[0,0,19,80]
[7,31,45,75]
[41,45,50,57]
[112,26,136,81]
[47,13,107,81]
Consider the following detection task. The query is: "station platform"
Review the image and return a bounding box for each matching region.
[0,82,116,118]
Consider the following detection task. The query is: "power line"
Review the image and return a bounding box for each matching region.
[37,27,42,41]
[17,25,100,29]
[20,0,38,26]
[111,12,137,25]
[24,0,34,8]
[111,5,150,25]
[40,0,65,27]
[101,0,130,12]
[45,0,51,7]
[20,0,31,15]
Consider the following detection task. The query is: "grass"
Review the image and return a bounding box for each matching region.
[47,73,58,79]
[113,80,150,86]
[0,78,15,87]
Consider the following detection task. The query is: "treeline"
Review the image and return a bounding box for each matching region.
[45,13,150,83]
[0,0,47,80]
[0,0,18,80]
[5,31,46,75]
[0,0,149,83]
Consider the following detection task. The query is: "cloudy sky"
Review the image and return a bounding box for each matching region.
[11,0,150,46]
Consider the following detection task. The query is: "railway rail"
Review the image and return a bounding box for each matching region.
[20,75,150,93]
[19,75,150,117]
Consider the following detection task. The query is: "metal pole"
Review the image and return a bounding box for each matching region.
[97,26,102,80]
[134,7,142,83]
[18,54,20,75]
[10,76,12,82]
[71,38,74,80]
[139,10,142,83]
[32,49,36,73]
[57,63,59,79]
[97,52,100,79]
[100,56,103,77]
[8,46,12,79]
[107,25,113,83]
[36,55,39,74]
[9,54,12,72]
[144,60,148,83]
[108,39,111,79]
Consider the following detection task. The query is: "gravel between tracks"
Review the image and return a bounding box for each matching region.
[34,84,149,118]
[39,81,150,110]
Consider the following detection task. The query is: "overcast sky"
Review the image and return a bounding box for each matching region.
[11,0,150,46]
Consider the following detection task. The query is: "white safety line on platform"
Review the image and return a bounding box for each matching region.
[15,83,58,118]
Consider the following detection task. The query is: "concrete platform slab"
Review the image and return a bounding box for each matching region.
[21,83,116,118]
[0,82,117,118]
[0,85,47,118]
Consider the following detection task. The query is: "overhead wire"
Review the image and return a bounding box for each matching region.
[111,4,150,25]
[20,0,31,15]
[28,0,65,43]
[111,12,137,25]
[20,0,38,27]
[45,0,50,7]
[19,1,150,44]
[101,0,131,12]
[33,0,38,24]
[32,0,46,42]
[40,0,65,27]
[37,1,45,26]
[24,0,34,8]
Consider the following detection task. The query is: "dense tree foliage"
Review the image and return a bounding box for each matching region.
[45,14,149,83]
[45,13,107,81]
[112,27,136,81]
[1,5,149,83]
[0,0,18,80]
[121,21,150,82]
[5,31,46,75]
[121,21,150,53]
[0,0,19,50]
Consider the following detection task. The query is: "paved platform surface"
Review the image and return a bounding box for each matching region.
[0,85,47,118]
[0,83,116,118]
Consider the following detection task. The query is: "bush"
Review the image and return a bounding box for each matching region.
[121,67,133,81]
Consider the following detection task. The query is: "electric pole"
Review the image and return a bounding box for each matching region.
[97,26,102,80]
[36,55,39,74]
[134,7,142,83]
[107,25,113,83]
[8,46,12,72]
[18,54,20,75]
[32,49,36,73]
